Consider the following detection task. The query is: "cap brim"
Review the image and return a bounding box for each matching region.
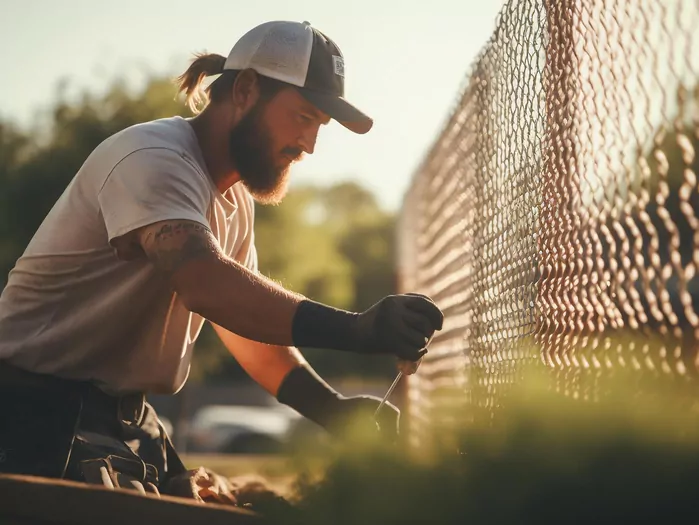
[298,89,373,135]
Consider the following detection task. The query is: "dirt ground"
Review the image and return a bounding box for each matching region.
[181,453,322,498]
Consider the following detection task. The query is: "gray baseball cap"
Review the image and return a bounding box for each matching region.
[223,20,373,134]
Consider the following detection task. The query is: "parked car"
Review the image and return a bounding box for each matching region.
[185,404,306,454]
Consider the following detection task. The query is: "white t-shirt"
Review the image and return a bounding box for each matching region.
[0,116,258,395]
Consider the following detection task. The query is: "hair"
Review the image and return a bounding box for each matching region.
[175,52,289,114]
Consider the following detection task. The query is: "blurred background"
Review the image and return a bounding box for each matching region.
[6,1,699,522]
[0,0,503,460]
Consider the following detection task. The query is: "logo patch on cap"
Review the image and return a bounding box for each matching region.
[332,55,345,77]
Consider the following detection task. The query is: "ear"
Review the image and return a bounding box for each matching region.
[232,69,261,112]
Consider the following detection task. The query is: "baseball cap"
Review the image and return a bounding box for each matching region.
[223,20,373,135]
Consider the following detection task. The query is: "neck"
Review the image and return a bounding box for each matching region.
[187,109,240,193]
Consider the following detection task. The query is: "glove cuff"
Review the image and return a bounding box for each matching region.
[276,365,344,429]
[290,300,360,352]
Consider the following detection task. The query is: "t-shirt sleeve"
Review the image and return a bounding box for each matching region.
[97,148,212,245]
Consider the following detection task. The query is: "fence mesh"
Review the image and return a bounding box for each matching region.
[398,0,699,447]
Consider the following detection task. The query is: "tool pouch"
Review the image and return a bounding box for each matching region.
[80,454,160,495]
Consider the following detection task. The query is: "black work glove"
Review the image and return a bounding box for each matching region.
[277,366,400,443]
[291,292,444,362]
[355,293,444,361]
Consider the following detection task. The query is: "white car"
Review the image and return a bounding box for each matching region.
[185,404,305,454]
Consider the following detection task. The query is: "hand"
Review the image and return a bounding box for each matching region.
[276,366,401,445]
[355,293,443,361]
[397,356,423,376]
[322,395,400,443]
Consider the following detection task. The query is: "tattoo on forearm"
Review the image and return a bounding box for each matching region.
[143,222,218,272]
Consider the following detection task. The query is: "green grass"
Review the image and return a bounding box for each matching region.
[201,364,699,524]
[178,362,699,524]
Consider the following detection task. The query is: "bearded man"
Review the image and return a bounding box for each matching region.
[0,20,443,495]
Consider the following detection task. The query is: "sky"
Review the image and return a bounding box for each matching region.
[0,0,504,211]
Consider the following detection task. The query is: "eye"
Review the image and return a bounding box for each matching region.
[297,112,314,124]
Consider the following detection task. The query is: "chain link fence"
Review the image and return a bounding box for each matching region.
[398,0,699,447]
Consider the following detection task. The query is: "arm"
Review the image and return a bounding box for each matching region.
[135,219,312,346]
[212,320,401,438]
[211,321,306,396]
[132,219,440,359]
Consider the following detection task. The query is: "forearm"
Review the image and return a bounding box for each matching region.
[183,256,364,349]
[213,323,344,428]
[136,220,360,349]
[212,322,307,396]
[182,256,305,346]
[135,219,441,359]
[135,220,308,346]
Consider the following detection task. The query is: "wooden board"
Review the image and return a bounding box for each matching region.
[0,474,268,525]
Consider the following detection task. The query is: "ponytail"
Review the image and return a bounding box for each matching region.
[175,52,226,114]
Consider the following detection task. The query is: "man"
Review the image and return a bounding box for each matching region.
[0,20,443,495]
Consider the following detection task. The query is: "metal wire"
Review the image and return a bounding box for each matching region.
[398,0,699,448]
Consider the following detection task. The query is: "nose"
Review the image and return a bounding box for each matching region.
[298,125,320,155]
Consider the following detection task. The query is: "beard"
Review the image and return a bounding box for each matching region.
[228,101,302,205]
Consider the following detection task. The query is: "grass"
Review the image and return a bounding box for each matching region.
[185,363,699,524]
[173,356,699,524]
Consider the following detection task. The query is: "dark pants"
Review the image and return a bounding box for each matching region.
[0,361,187,492]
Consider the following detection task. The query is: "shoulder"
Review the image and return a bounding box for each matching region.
[110,116,194,151]
[95,117,200,173]
[98,119,211,195]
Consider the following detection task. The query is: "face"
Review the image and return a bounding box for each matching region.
[228,86,330,205]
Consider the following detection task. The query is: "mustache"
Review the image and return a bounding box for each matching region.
[281,147,304,161]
